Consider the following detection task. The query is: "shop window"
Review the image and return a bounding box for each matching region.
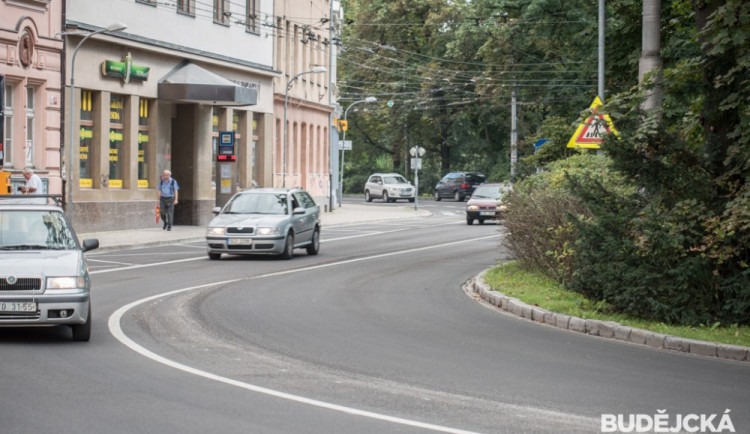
[79,90,94,188]
[25,85,35,166]
[108,94,125,188]
[3,83,13,167]
[138,99,151,188]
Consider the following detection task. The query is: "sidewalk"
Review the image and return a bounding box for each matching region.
[78,203,431,251]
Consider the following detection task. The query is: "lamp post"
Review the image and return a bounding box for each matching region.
[283,66,326,188]
[339,96,376,205]
[410,146,425,211]
[59,23,127,221]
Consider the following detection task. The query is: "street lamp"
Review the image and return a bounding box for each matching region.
[339,96,377,204]
[59,23,127,221]
[283,66,326,188]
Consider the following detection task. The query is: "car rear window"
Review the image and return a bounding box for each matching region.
[465,174,486,183]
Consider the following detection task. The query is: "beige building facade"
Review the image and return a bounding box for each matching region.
[1,0,64,194]
[273,0,338,206]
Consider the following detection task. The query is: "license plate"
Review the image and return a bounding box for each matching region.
[0,302,37,313]
[480,211,496,216]
[228,238,253,245]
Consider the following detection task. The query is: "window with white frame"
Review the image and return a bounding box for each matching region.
[25,85,35,167]
[177,0,194,15]
[246,0,258,33]
[3,83,13,167]
[214,0,229,24]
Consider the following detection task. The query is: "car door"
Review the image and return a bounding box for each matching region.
[370,176,383,198]
[435,174,449,198]
[292,192,317,243]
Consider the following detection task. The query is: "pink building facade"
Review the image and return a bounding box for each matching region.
[1,0,64,194]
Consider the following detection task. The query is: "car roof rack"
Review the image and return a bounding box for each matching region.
[0,194,64,206]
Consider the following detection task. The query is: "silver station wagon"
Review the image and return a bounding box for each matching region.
[0,196,99,341]
[206,188,320,260]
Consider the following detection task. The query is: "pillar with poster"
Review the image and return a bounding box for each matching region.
[0,74,9,194]
[215,131,237,208]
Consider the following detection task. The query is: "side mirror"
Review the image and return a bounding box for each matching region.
[293,207,306,215]
[82,238,99,252]
[212,206,222,215]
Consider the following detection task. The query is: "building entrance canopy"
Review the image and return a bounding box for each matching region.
[158,62,257,106]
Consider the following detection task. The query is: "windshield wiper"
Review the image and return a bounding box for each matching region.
[0,244,50,250]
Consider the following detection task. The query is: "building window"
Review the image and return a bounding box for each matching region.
[3,83,13,167]
[214,0,230,24]
[108,94,125,188]
[177,0,194,15]
[79,90,94,187]
[246,0,258,33]
[25,85,35,166]
[138,99,151,188]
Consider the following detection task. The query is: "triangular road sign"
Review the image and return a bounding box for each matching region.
[567,97,618,149]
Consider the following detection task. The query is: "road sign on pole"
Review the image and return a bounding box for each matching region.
[567,97,618,149]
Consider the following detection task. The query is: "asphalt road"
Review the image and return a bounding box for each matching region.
[1,199,748,434]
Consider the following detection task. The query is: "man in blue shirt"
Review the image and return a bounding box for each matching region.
[157,169,179,231]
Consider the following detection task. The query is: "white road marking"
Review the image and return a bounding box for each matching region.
[108,236,505,433]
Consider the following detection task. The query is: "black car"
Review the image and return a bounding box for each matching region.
[434,172,486,202]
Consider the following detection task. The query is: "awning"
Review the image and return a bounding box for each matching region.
[158,62,257,106]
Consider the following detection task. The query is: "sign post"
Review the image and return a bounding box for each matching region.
[410,146,425,210]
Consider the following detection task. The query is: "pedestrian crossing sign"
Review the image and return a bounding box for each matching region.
[567,97,618,149]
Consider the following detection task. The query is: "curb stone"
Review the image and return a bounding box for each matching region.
[469,269,749,363]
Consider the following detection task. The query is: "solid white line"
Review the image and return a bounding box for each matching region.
[107,236,505,433]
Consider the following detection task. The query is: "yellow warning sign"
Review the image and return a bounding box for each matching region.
[567,97,618,149]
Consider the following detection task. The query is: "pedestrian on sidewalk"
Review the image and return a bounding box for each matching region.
[18,167,46,204]
[157,169,179,231]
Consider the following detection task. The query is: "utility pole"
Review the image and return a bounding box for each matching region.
[639,0,663,112]
[598,0,605,103]
[510,86,517,178]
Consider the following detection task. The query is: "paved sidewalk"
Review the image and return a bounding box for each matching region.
[78,203,431,251]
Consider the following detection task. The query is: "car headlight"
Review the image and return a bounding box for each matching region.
[207,227,226,235]
[256,227,282,235]
[47,276,85,289]
[467,205,479,211]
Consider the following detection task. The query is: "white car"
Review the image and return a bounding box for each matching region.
[364,173,415,203]
[0,196,99,341]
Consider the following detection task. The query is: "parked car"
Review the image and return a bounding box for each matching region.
[465,183,510,225]
[206,188,320,260]
[364,173,415,203]
[434,171,486,201]
[0,196,99,341]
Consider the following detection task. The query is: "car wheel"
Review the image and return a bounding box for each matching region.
[478,218,485,225]
[467,217,474,225]
[382,191,390,203]
[71,304,92,342]
[280,232,295,260]
[365,190,372,202]
[434,191,441,201]
[454,191,463,202]
[408,198,415,203]
[306,228,320,255]
[208,252,221,260]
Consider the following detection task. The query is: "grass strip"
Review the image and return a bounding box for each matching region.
[484,262,750,348]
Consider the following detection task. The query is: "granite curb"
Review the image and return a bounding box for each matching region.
[466,270,749,363]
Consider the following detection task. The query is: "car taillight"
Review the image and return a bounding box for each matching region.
[461,183,471,189]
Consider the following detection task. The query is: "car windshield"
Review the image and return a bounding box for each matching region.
[0,210,77,250]
[224,193,289,215]
[383,176,408,184]
[471,186,504,199]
